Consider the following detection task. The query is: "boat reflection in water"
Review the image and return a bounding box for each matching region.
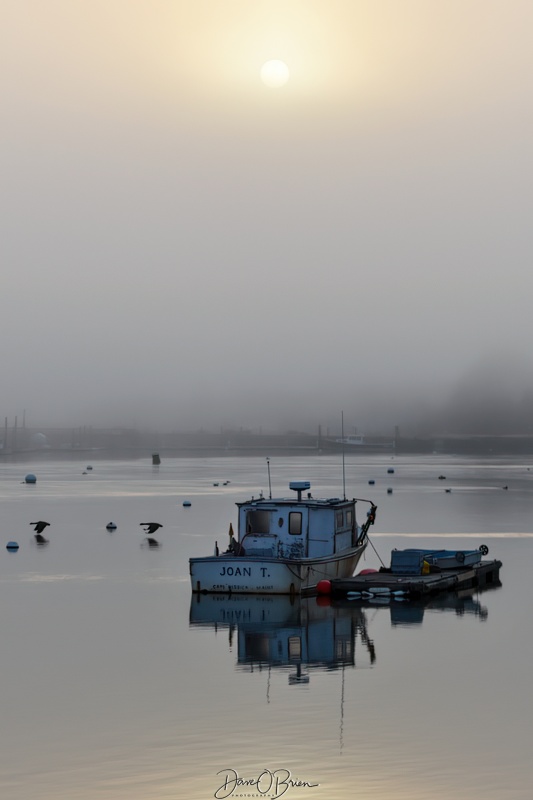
[190,587,495,682]
[331,585,495,627]
[189,593,376,683]
[388,589,491,625]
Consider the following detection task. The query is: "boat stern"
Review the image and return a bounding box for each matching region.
[190,555,303,595]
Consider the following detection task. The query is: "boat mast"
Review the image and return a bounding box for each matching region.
[341,411,346,500]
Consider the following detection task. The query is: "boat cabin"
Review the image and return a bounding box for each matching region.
[236,481,358,560]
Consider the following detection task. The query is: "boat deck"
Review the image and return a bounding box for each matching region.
[328,559,502,599]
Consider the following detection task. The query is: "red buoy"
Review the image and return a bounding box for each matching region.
[316,579,331,595]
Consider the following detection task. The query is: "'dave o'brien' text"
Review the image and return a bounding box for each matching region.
[214,768,319,800]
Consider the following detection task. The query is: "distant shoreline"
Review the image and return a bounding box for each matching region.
[3,433,533,461]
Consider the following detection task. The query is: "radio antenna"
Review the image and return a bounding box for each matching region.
[341,411,346,500]
[266,457,272,499]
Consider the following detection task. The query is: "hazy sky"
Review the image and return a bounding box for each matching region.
[2,1,532,432]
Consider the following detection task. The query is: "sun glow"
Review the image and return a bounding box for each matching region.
[260,60,290,88]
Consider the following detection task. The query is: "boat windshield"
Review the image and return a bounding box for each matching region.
[246,510,270,534]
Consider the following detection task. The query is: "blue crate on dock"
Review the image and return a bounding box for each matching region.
[390,549,426,575]
[390,546,487,574]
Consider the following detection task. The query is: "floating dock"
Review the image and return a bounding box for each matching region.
[326,560,502,600]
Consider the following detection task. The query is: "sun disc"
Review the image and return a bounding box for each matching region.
[260,60,290,88]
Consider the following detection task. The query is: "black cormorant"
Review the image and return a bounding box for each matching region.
[31,521,50,534]
[140,523,163,534]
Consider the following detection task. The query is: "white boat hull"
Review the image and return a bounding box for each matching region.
[190,544,367,595]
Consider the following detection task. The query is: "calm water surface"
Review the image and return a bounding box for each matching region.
[0,454,531,800]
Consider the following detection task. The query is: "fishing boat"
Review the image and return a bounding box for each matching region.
[322,434,396,452]
[336,434,372,446]
[189,480,377,595]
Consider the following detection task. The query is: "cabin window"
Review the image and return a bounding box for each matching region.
[346,510,353,528]
[289,512,302,535]
[336,511,344,528]
[288,636,302,660]
[246,510,270,534]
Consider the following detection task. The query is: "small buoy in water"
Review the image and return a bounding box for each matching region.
[445,488,451,493]
[6,541,19,551]
[106,522,117,530]
[213,482,219,486]
[387,487,393,494]
[183,500,191,507]
[387,468,395,474]
[316,579,331,595]
[368,479,375,485]
[438,475,446,480]
[152,453,161,465]
[25,473,37,484]
[86,465,93,471]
